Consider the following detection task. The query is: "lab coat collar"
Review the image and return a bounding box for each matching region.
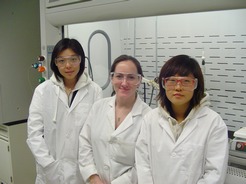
[131,94,147,116]
[158,106,176,142]
[69,88,88,111]
[108,94,144,115]
[107,94,144,135]
[176,94,211,146]
[157,92,211,145]
[50,72,91,122]
[50,72,91,91]
[158,106,199,145]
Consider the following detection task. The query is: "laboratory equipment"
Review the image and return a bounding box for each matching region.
[31,55,47,84]
[142,77,159,106]
[142,77,159,90]
[225,127,246,184]
[230,127,246,155]
[225,166,246,184]
[234,127,246,139]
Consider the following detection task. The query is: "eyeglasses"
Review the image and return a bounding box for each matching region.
[55,55,81,67]
[110,72,142,85]
[162,76,198,91]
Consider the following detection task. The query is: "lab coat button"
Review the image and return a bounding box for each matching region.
[109,137,117,144]
[171,153,176,157]
[104,165,109,170]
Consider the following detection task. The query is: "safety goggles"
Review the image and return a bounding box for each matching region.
[55,55,81,67]
[110,72,142,85]
[162,76,198,91]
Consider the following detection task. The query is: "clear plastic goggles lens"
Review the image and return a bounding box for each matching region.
[55,55,81,67]
[110,72,141,85]
[162,76,198,91]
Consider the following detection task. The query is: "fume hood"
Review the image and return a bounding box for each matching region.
[44,0,246,26]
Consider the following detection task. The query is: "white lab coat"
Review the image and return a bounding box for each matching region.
[26,73,102,184]
[79,95,151,184]
[136,93,228,184]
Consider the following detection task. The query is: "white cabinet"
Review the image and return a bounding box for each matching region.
[0,136,12,184]
[0,122,36,184]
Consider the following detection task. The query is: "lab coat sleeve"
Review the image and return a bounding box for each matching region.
[26,86,55,168]
[197,116,228,184]
[79,104,98,182]
[135,118,154,184]
[111,166,137,184]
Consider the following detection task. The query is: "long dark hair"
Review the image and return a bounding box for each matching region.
[157,55,205,118]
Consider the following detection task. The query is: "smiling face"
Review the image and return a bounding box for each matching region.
[56,48,80,85]
[111,60,141,100]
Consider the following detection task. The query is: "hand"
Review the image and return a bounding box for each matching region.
[89,174,105,184]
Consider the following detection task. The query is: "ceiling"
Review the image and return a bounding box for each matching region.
[45,0,246,26]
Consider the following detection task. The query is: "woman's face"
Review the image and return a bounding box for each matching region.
[164,74,196,109]
[55,48,81,83]
[111,60,141,99]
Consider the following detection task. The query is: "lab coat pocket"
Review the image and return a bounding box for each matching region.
[44,160,61,184]
[61,159,82,184]
[112,140,135,166]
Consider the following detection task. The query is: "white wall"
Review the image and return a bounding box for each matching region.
[67,9,246,132]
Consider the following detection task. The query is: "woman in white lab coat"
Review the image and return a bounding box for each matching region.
[79,55,151,184]
[135,55,228,184]
[26,38,102,184]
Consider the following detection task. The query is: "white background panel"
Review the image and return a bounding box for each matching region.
[68,9,246,132]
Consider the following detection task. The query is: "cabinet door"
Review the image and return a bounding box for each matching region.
[0,137,12,184]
